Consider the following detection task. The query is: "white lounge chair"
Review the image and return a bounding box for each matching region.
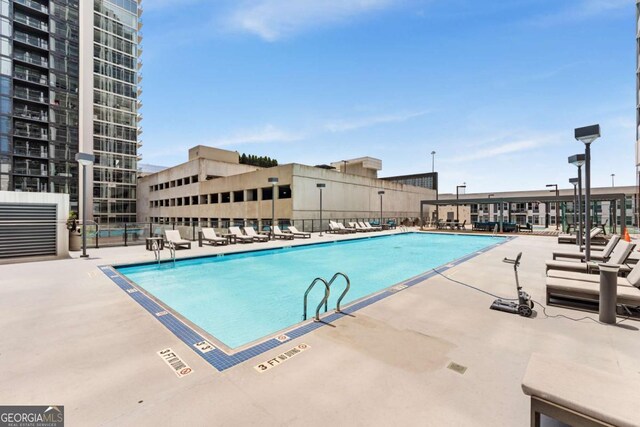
[286,226,311,238]
[552,235,620,261]
[164,230,191,249]
[201,228,228,246]
[545,241,635,274]
[349,222,367,232]
[337,222,356,233]
[364,221,382,231]
[558,227,603,244]
[243,226,269,242]
[228,226,254,244]
[272,226,294,240]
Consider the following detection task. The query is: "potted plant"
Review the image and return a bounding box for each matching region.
[66,211,78,231]
[67,211,81,251]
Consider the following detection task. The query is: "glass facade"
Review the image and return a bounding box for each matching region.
[0,0,79,203]
[92,0,139,223]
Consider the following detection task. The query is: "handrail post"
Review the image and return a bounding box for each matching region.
[124,223,128,247]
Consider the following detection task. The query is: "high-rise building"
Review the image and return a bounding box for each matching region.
[0,0,141,222]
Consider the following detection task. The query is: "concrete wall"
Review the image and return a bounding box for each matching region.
[0,191,70,261]
[189,146,240,164]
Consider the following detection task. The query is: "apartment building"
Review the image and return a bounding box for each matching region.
[0,0,141,221]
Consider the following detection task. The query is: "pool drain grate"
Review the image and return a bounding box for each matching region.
[447,362,467,374]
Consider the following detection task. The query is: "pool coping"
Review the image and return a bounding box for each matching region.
[99,233,514,372]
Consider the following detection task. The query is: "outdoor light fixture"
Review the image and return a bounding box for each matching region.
[575,124,600,261]
[431,151,436,173]
[268,177,279,239]
[75,152,95,258]
[611,173,615,187]
[568,153,586,247]
[546,184,559,230]
[378,190,385,227]
[317,183,326,236]
[456,184,466,222]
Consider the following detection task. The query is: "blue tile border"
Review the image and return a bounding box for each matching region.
[99,234,514,372]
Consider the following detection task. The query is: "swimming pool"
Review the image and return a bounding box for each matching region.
[115,233,504,350]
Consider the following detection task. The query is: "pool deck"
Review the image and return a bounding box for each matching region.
[0,229,638,426]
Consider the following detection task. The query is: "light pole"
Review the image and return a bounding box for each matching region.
[456,183,466,222]
[431,151,436,173]
[546,184,559,230]
[569,178,578,239]
[317,183,325,236]
[378,190,385,227]
[611,173,615,187]
[268,177,278,239]
[75,152,95,258]
[569,154,585,248]
[575,124,601,262]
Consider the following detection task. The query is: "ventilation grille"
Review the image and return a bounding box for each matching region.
[0,203,57,259]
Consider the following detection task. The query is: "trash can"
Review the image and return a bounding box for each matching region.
[598,263,619,324]
[69,229,82,251]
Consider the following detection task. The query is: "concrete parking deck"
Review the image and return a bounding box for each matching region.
[0,231,638,426]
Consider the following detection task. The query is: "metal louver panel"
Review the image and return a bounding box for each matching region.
[0,203,57,259]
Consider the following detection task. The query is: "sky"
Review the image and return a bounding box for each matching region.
[140,0,635,193]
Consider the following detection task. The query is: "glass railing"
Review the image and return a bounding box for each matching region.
[14,88,48,103]
[14,32,48,49]
[13,167,48,177]
[14,13,48,31]
[14,52,48,67]
[14,69,48,85]
[13,147,48,158]
[13,127,48,139]
[14,109,48,121]
[14,0,49,13]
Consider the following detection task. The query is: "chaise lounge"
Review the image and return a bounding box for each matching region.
[201,228,228,246]
[243,226,269,242]
[164,230,191,250]
[272,226,295,240]
[552,235,620,261]
[286,226,311,238]
[228,226,255,244]
[545,241,635,275]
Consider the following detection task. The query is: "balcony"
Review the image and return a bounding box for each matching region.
[14,87,48,104]
[13,146,48,158]
[14,51,48,68]
[14,108,48,122]
[14,68,48,85]
[14,0,49,14]
[14,31,49,50]
[14,13,49,32]
[14,126,48,140]
[13,166,48,177]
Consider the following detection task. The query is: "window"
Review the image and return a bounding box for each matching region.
[262,187,273,201]
[191,175,198,183]
[278,185,291,199]
[221,192,230,203]
[233,190,244,202]
[200,195,208,204]
[191,196,198,205]
[210,193,218,204]
[246,188,258,201]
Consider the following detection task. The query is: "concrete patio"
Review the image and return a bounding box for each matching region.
[0,230,638,426]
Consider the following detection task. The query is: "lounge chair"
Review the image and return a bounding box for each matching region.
[557,227,602,244]
[228,226,254,244]
[552,235,620,261]
[243,226,269,242]
[286,226,311,238]
[272,226,294,240]
[338,223,356,233]
[455,220,466,230]
[201,228,228,246]
[328,221,343,234]
[545,241,635,274]
[349,222,368,232]
[164,230,191,249]
[522,353,640,427]
[364,221,382,231]
[546,260,640,308]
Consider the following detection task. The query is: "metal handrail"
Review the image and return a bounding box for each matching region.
[303,277,330,322]
[325,272,350,313]
[168,241,176,266]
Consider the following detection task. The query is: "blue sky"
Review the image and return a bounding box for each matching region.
[140,0,634,193]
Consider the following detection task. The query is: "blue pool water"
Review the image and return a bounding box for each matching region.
[116,233,503,348]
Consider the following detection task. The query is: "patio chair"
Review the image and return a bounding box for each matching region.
[455,220,467,230]
[545,241,635,275]
[201,228,228,246]
[349,222,368,232]
[552,235,620,261]
[364,221,382,231]
[164,229,191,250]
[228,226,254,244]
[272,226,294,240]
[337,223,356,233]
[243,226,269,242]
[286,226,311,238]
[557,227,602,244]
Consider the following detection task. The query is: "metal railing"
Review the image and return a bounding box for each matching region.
[14,13,48,31]
[14,0,49,13]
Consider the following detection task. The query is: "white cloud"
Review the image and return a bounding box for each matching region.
[446,133,563,163]
[226,0,400,41]
[210,124,304,147]
[529,0,629,26]
[325,110,429,132]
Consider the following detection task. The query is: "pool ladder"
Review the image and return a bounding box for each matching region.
[153,241,176,267]
[302,272,351,322]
